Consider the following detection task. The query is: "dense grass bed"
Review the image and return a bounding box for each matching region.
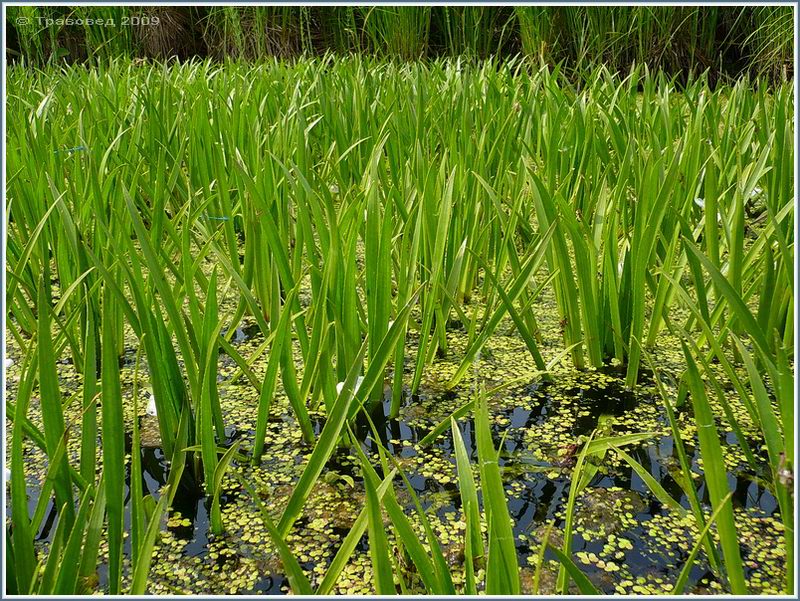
[5,57,794,596]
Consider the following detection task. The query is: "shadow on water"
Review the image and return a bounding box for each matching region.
[223,323,263,345]
[92,426,247,591]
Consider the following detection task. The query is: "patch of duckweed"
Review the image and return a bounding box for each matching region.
[5,270,788,595]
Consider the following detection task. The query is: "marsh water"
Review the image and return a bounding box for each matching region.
[18,356,783,594]
[8,306,786,596]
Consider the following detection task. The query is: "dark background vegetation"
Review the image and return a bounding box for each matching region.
[5,5,795,80]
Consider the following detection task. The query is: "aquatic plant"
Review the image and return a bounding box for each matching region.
[4,56,793,595]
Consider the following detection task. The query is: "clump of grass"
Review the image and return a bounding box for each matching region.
[359,6,431,60]
[742,6,794,80]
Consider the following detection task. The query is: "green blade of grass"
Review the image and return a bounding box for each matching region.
[252,284,303,461]
[78,474,107,590]
[10,348,37,592]
[475,390,519,594]
[210,441,242,535]
[37,281,75,531]
[613,446,686,515]
[360,453,396,594]
[52,486,94,593]
[451,416,483,568]
[682,342,747,594]
[673,491,735,595]
[36,503,68,594]
[241,478,314,596]
[557,430,595,594]
[277,295,415,537]
[129,487,171,594]
[546,543,601,595]
[315,471,396,595]
[101,283,126,594]
[532,521,554,594]
[353,422,454,594]
[451,416,481,594]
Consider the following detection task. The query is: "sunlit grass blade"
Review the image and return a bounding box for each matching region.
[78,475,106,592]
[52,486,94,593]
[253,284,303,461]
[532,521,554,594]
[10,348,37,592]
[612,446,686,515]
[352,419,455,594]
[315,471,396,594]
[37,281,75,531]
[101,283,126,594]
[277,296,416,537]
[210,441,242,535]
[360,453,396,594]
[36,503,68,594]
[682,342,747,594]
[475,389,519,594]
[451,415,483,577]
[129,488,171,594]
[673,491,735,595]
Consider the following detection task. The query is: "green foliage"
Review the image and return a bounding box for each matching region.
[4,55,793,595]
[6,6,793,79]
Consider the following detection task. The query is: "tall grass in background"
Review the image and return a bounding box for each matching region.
[745,6,795,79]
[315,6,362,54]
[201,6,312,59]
[5,5,795,79]
[515,6,556,64]
[562,7,723,75]
[7,5,137,64]
[4,55,795,594]
[433,7,515,59]
[359,6,431,60]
